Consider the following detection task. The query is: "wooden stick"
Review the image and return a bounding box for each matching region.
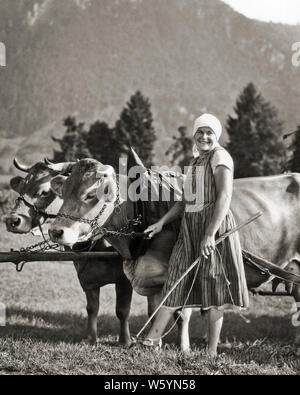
[136,212,263,338]
[0,251,120,263]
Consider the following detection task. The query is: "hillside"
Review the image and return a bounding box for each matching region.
[0,0,299,170]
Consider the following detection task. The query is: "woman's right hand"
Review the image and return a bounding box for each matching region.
[144,220,164,239]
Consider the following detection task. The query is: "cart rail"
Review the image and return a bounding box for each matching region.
[0,251,120,264]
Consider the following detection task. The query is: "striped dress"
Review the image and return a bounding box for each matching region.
[161,146,249,310]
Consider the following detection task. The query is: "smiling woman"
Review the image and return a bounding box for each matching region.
[142,113,248,357]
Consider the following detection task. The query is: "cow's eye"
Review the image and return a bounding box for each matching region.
[41,191,50,197]
[85,192,96,201]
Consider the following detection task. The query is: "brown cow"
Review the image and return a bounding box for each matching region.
[48,158,193,350]
[5,159,132,346]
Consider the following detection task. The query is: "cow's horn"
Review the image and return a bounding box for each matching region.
[130,147,146,169]
[13,158,30,173]
[44,157,53,165]
[283,130,300,140]
[46,161,76,173]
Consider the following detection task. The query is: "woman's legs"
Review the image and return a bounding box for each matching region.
[207,308,224,356]
[145,307,175,342]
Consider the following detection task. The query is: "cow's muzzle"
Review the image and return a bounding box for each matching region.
[48,228,64,242]
[48,225,81,246]
[5,214,32,233]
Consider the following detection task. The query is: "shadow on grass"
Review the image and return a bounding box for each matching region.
[191,312,296,345]
[189,312,298,365]
[0,307,297,351]
[0,307,85,344]
[0,306,150,345]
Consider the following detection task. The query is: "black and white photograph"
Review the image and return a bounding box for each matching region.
[0,0,299,378]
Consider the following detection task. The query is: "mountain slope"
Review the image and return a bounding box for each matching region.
[0,0,299,168]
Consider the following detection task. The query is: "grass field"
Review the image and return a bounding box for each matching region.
[0,222,299,375]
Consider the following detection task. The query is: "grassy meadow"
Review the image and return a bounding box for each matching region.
[0,222,299,375]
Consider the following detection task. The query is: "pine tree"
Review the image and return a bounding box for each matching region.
[115,91,156,167]
[52,116,91,162]
[288,126,300,173]
[86,121,119,168]
[226,83,285,178]
[166,126,193,171]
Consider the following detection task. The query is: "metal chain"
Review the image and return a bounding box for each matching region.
[11,212,146,273]
[11,238,60,272]
[55,176,119,226]
[57,200,108,227]
[10,177,148,272]
[18,240,59,253]
[10,196,56,220]
[91,215,149,240]
[54,177,148,240]
[56,211,101,225]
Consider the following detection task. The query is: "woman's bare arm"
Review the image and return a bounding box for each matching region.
[144,201,184,238]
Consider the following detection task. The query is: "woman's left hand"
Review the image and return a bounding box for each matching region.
[200,233,216,259]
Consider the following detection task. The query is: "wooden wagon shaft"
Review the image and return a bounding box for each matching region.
[251,290,293,297]
[242,250,300,286]
[0,251,120,264]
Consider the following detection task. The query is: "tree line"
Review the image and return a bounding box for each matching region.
[52,84,300,177]
[52,91,156,169]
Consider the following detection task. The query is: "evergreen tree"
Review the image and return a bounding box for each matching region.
[226,83,285,178]
[86,121,120,168]
[52,116,91,162]
[166,126,193,170]
[288,126,300,172]
[115,91,156,167]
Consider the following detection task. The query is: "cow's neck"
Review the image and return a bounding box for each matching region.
[102,175,135,260]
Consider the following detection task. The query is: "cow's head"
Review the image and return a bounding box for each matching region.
[5,158,62,233]
[48,159,123,247]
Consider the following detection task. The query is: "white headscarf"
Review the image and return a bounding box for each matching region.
[192,113,222,158]
[193,113,222,139]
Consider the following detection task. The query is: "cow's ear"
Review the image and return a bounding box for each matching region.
[10,176,24,194]
[50,175,67,198]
